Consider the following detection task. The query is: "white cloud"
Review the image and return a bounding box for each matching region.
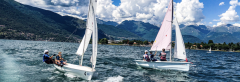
[15,0,205,26]
[209,22,212,24]
[214,0,240,27]
[213,19,220,21]
[233,23,240,27]
[96,0,117,21]
[110,0,170,24]
[213,22,226,27]
[219,2,224,6]
[175,0,205,25]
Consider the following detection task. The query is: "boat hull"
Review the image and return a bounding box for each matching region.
[134,60,190,71]
[54,63,95,80]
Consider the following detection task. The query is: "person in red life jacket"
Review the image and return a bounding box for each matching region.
[159,48,167,61]
[143,50,150,62]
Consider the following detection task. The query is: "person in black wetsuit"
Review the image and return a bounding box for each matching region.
[43,50,55,64]
[149,51,157,61]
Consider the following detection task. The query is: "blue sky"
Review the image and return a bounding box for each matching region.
[15,0,240,27]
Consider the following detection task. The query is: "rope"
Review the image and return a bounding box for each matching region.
[65,28,78,42]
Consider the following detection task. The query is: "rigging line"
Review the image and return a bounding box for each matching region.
[65,28,78,42]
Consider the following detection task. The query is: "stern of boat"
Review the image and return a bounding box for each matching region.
[54,63,95,80]
[134,60,190,71]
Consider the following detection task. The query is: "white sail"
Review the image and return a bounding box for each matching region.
[91,0,98,69]
[150,0,173,51]
[209,47,211,52]
[76,0,96,55]
[173,18,186,60]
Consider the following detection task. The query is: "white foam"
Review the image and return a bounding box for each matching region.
[104,76,124,82]
[64,73,76,78]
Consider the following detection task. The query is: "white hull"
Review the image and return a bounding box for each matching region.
[54,63,95,80]
[134,60,190,71]
[207,51,211,53]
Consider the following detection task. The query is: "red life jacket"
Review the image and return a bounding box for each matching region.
[160,52,166,60]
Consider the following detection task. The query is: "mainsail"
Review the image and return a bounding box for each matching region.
[76,0,96,55]
[173,18,186,60]
[76,0,98,68]
[150,0,173,51]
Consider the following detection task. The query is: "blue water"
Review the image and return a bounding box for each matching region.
[0,39,240,81]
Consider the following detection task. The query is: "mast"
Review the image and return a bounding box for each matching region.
[170,0,173,61]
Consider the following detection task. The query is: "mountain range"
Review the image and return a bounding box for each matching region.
[0,0,239,43]
[0,0,141,42]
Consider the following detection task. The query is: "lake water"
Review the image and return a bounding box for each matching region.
[0,39,240,82]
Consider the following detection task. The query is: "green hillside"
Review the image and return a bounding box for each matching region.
[116,20,159,40]
[98,24,142,40]
[0,0,84,42]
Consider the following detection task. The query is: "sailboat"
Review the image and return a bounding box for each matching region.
[53,0,98,80]
[134,0,190,71]
[207,47,211,53]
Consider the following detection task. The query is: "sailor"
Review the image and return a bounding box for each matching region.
[149,51,157,61]
[159,48,167,61]
[143,50,150,62]
[56,52,67,65]
[43,50,54,64]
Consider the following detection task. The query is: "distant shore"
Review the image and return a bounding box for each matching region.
[107,43,240,52]
[192,49,240,52]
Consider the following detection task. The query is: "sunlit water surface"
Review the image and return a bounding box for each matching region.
[0,39,240,81]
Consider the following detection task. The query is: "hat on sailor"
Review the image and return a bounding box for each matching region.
[44,50,49,54]
[145,50,148,52]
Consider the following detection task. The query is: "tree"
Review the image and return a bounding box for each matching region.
[99,38,108,44]
[143,40,149,45]
[136,40,143,45]
[122,39,129,44]
[151,41,154,44]
[128,40,134,45]
[185,42,192,49]
[172,42,175,47]
[197,43,201,49]
[208,40,214,44]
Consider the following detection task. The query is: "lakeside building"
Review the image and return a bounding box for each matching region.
[0,25,5,27]
[108,40,122,44]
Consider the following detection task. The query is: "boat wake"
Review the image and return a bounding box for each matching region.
[104,76,124,82]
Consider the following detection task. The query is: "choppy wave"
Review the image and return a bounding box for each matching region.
[104,76,124,82]
[0,39,240,81]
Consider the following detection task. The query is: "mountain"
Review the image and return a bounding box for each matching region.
[0,0,80,42]
[212,24,240,33]
[183,35,203,43]
[180,25,210,40]
[116,20,159,40]
[172,30,203,43]
[98,24,142,40]
[0,0,141,41]
[203,24,240,43]
[84,19,119,26]
[96,19,118,26]
[204,32,240,43]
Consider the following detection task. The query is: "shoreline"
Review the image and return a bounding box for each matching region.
[191,49,240,52]
[107,43,240,52]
